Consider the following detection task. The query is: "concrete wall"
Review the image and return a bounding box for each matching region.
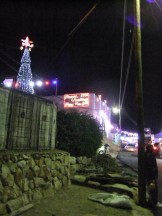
[0,150,70,215]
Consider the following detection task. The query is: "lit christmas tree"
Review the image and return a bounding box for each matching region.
[16,36,34,94]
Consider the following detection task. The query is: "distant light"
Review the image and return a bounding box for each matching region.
[98,95,102,100]
[127,16,142,28]
[45,80,50,85]
[36,80,43,87]
[112,107,120,114]
[29,81,35,87]
[3,78,13,87]
[15,82,18,88]
[53,80,57,85]
[4,82,12,87]
[146,0,155,3]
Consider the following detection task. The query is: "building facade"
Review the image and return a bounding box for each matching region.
[45,92,112,137]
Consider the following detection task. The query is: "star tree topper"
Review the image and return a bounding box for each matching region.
[20,36,34,51]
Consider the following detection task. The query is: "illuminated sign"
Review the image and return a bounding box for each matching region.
[64,93,89,108]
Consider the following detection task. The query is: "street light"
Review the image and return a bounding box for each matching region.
[112,106,120,115]
[112,106,121,130]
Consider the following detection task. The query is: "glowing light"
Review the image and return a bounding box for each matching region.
[45,80,50,85]
[112,107,120,114]
[98,95,102,100]
[53,80,57,85]
[64,93,89,108]
[146,0,155,3]
[126,16,143,28]
[36,80,43,87]
[15,82,18,88]
[99,110,113,134]
[20,36,34,51]
[3,78,13,87]
[29,81,35,87]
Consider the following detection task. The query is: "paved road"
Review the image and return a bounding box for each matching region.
[117,151,162,216]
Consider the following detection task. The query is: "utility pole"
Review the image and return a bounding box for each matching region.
[134,0,146,207]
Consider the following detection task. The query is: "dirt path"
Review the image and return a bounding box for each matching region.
[22,184,153,216]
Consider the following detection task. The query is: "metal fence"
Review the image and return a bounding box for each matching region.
[0,87,57,150]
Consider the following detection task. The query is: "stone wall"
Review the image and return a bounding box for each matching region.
[70,156,92,174]
[0,150,70,215]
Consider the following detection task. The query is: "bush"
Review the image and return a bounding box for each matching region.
[91,154,121,173]
[57,109,103,157]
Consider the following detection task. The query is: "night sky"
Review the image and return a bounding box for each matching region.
[0,0,162,133]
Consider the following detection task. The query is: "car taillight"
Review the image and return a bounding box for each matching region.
[154,146,158,150]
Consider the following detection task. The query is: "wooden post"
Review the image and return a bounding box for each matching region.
[134,0,146,207]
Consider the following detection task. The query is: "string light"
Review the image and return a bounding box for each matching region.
[16,36,34,94]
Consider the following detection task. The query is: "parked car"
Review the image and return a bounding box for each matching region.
[124,143,136,152]
[153,143,162,158]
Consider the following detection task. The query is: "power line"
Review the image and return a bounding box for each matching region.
[0,56,18,73]
[154,0,162,11]
[0,50,19,65]
[51,1,100,63]
[121,27,135,108]
[119,0,127,130]
[68,2,99,37]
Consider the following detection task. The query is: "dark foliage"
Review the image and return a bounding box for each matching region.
[57,109,103,157]
[91,154,121,173]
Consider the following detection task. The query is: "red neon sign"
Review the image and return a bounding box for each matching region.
[64,93,89,108]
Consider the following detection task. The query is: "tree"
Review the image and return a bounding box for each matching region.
[16,36,34,94]
[57,109,103,157]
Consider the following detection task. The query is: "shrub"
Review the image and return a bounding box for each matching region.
[57,109,103,157]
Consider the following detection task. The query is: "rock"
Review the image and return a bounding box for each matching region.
[44,158,52,168]
[17,160,26,169]
[1,164,11,179]
[34,177,46,188]
[22,154,30,160]
[25,168,34,180]
[53,177,62,190]
[22,178,29,192]
[6,196,23,213]
[9,203,33,216]
[36,157,44,167]
[3,184,21,202]
[29,180,35,189]
[70,156,76,165]
[31,165,40,177]
[28,158,36,168]
[14,168,23,188]
[10,155,18,163]
[64,154,70,166]
[2,173,14,187]
[22,193,29,206]
[51,161,57,170]
[70,164,76,174]
[0,203,7,215]
[62,176,68,185]
[59,164,65,174]
[32,189,43,200]
[10,163,18,174]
